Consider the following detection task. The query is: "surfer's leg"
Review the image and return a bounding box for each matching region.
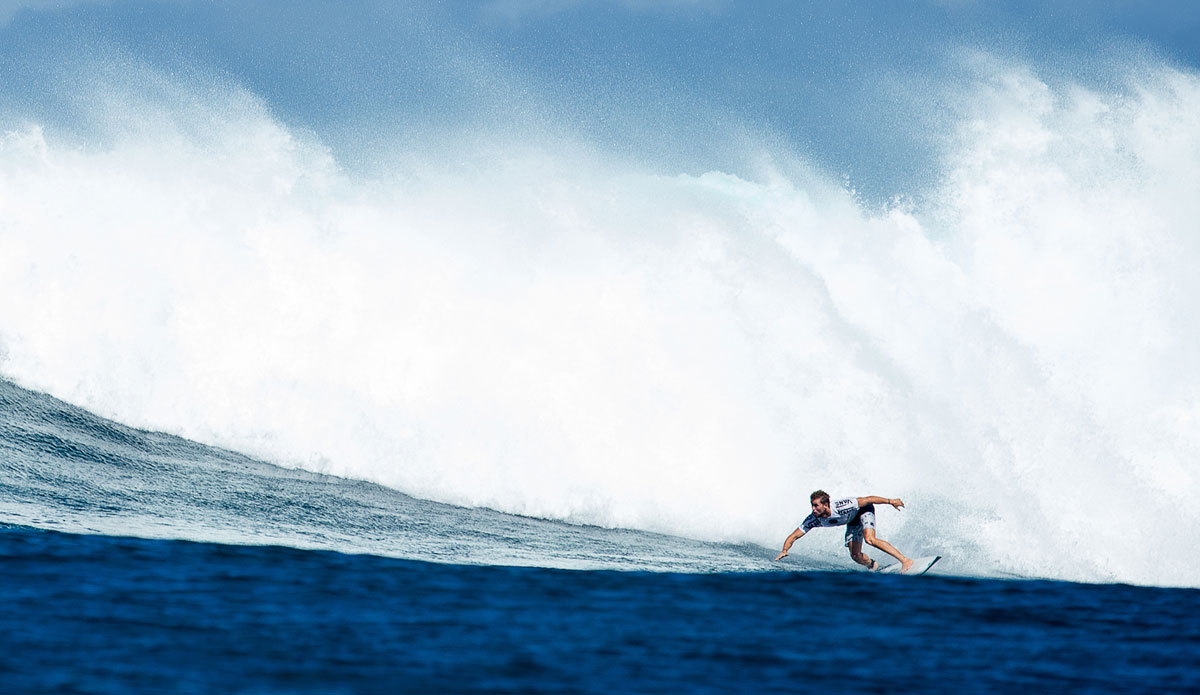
[845,529,873,569]
[847,539,872,568]
[863,528,913,573]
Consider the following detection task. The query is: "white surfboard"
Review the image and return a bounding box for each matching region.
[878,555,941,575]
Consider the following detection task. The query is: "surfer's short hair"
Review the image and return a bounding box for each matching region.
[810,490,830,505]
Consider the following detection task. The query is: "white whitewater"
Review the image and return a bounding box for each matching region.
[1,56,1198,587]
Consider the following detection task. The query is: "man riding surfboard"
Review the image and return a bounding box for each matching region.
[774,490,914,573]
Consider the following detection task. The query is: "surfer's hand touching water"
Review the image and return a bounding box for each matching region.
[775,491,913,571]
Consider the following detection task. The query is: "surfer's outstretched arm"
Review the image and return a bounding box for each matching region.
[774,528,805,561]
[856,496,904,510]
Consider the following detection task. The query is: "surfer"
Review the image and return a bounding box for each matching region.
[773,490,914,573]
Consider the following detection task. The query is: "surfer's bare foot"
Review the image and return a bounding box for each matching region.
[900,558,915,574]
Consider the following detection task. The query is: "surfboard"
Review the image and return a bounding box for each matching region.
[877,555,941,575]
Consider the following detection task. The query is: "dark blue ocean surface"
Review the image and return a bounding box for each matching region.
[2,525,1197,695]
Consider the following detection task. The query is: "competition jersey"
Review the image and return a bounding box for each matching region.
[800,496,860,533]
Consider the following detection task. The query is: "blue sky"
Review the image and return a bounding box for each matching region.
[2,0,1197,199]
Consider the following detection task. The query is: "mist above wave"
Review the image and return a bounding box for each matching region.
[1,54,1198,586]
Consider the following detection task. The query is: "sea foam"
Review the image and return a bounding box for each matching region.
[2,56,1198,586]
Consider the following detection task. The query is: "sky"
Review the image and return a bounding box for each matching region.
[2,0,1197,200]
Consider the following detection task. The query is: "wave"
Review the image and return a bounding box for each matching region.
[1,46,1198,586]
[0,377,799,573]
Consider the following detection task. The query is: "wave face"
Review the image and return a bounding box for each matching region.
[1,2,1199,587]
[0,378,782,572]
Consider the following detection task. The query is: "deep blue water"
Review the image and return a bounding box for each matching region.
[3,524,1198,694]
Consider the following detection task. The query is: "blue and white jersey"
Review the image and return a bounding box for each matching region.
[800,496,860,533]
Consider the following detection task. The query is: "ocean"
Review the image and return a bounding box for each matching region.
[2,1,1199,692]
[4,379,1199,693]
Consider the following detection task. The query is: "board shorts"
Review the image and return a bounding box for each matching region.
[844,503,876,547]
